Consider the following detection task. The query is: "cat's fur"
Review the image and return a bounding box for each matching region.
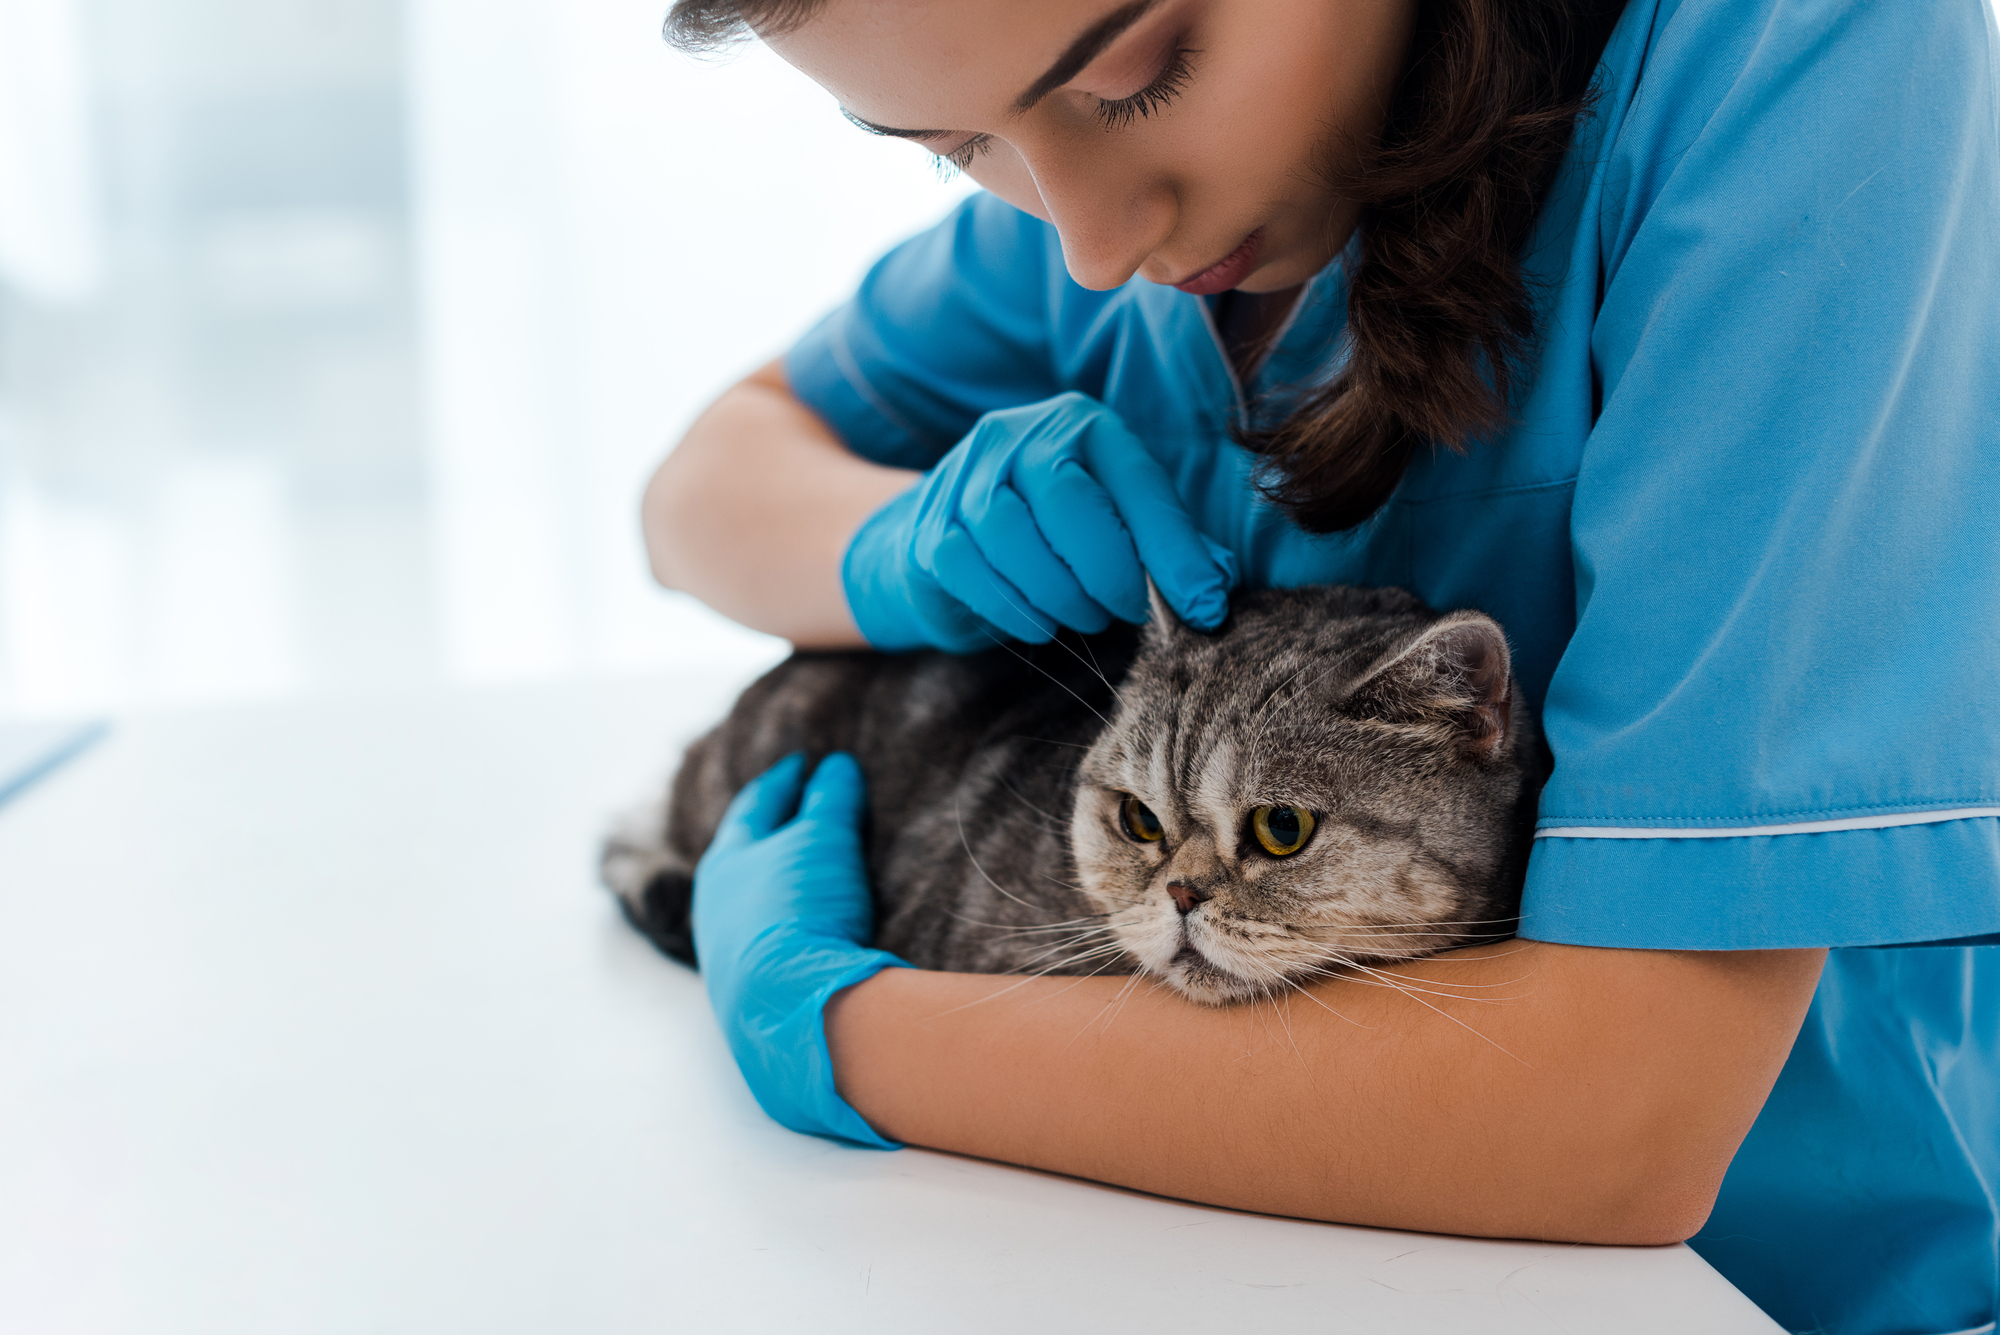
[602,585,1546,1004]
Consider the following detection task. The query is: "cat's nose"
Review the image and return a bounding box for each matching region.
[1168,882,1211,915]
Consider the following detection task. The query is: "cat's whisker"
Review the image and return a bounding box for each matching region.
[922,973,1058,1019]
[948,910,1111,935]
[1075,629,1113,696]
[921,941,1133,1021]
[987,916,1114,935]
[1311,915,1525,929]
[1338,967,1518,1005]
[1270,993,1312,1074]
[952,922,1111,971]
[1336,922,1519,935]
[1007,929,1122,974]
[1004,733,1091,751]
[1009,949,1133,999]
[1278,927,1519,950]
[1243,975,1315,1076]
[1267,971,1376,1029]
[1293,953,1531,1062]
[1033,948,1140,1010]
[993,774,1067,828]
[972,577,1118,699]
[1282,945,1522,1002]
[1050,625,1119,697]
[1068,967,1150,1045]
[1094,968,1152,1036]
[1290,925,1530,955]
[1334,965,1533,991]
[1061,965,1162,1045]
[981,633,1115,732]
[1046,939,1129,964]
[1369,981,1529,1064]
[955,798,1070,918]
[1038,871,1141,905]
[1322,933,1516,947]
[1341,940,1519,952]
[1402,943,1540,964]
[1011,925,1114,957]
[1052,885,1144,909]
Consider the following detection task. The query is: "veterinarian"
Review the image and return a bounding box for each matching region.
[641,1,2000,1330]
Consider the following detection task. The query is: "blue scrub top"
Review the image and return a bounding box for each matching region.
[783,0,2000,1328]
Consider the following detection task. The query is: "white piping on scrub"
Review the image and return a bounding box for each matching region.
[1535,808,2000,840]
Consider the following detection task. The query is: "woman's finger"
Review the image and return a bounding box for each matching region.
[1073,421,1234,630]
[957,418,1114,632]
[708,752,810,853]
[1012,454,1150,623]
[928,524,1060,643]
[961,483,1114,633]
[798,752,868,828]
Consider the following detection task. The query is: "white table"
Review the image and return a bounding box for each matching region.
[0,674,1782,1333]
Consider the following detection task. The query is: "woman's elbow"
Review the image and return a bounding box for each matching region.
[640,452,693,590]
[1561,1140,1733,1246]
[1578,1179,1720,1247]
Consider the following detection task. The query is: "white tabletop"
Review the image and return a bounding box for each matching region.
[0,674,1782,1333]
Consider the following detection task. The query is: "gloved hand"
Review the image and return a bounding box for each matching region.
[843,391,1240,652]
[692,751,906,1149]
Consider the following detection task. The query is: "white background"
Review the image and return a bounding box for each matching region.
[0,0,974,720]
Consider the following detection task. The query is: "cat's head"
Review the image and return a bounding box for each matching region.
[1070,585,1544,1005]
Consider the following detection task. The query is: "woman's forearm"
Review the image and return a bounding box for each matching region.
[643,360,917,647]
[825,941,1826,1246]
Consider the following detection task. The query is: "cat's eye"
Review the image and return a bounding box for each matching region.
[1119,796,1164,843]
[1251,805,1316,857]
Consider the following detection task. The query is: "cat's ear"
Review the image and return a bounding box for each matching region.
[1341,614,1515,762]
[1142,576,1191,646]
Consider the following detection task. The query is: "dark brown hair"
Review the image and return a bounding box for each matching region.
[665,0,1626,532]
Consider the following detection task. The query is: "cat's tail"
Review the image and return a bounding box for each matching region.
[600,797,698,968]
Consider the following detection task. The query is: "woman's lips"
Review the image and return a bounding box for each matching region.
[1171,229,1265,295]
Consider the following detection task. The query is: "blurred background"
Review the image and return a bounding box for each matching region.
[0,0,974,722]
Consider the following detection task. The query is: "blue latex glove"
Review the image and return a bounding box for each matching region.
[692,751,907,1149]
[843,391,1241,652]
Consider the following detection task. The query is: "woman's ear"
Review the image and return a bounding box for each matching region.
[1339,613,1515,762]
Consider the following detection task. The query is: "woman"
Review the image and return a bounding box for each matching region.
[642,1,2000,1330]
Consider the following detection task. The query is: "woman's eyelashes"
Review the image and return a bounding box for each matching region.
[1092,47,1196,130]
[940,135,994,177]
[931,47,1198,178]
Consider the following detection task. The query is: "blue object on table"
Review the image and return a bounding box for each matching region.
[0,722,108,810]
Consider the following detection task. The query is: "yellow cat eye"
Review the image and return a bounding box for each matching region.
[1251,805,1316,857]
[1119,795,1164,843]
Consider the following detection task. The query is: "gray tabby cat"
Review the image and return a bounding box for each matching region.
[602,584,1545,1005]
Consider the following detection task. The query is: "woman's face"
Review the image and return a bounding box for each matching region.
[766,0,1416,295]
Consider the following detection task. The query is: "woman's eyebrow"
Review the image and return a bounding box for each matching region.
[838,0,1164,138]
[839,107,952,141]
[1013,0,1161,111]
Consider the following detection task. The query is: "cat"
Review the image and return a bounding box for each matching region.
[601,584,1546,1005]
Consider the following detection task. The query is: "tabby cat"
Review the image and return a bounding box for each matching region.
[602,585,1545,1005]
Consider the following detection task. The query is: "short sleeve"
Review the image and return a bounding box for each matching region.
[1518,0,2000,950]
[785,193,1067,470]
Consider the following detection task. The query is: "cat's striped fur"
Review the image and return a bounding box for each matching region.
[602,585,1546,1004]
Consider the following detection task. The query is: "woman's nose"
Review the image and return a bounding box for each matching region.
[1169,882,1212,915]
[1026,149,1175,291]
